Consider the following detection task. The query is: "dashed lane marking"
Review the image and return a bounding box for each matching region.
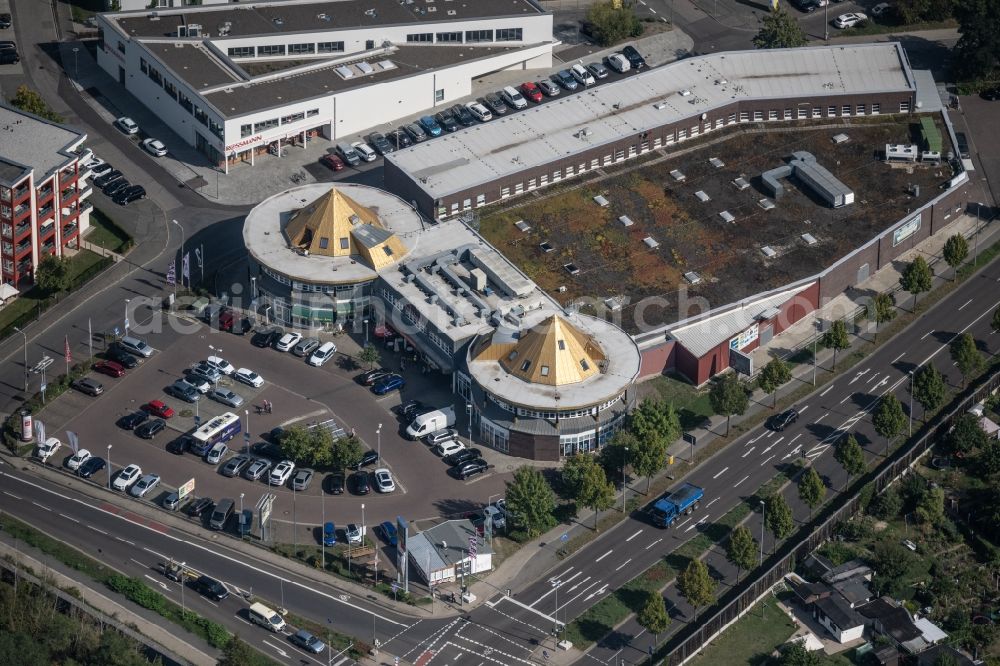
[712,466,728,479]
[615,558,632,571]
[595,549,613,563]
[741,447,755,458]
[819,385,834,397]
[625,529,643,542]
[645,538,662,550]
[734,474,750,487]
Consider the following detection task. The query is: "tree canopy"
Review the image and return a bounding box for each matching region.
[950,332,984,386]
[900,256,933,307]
[765,493,795,547]
[636,592,671,647]
[279,425,335,467]
[873,394,906,454]
[358,344,380,370]
[834,434,866,490]
[952,0,1000,80]
[504,466,557,537]
[912,364,947,418]
[725,525,758,582]
[820,320,850,370]
[628,399,679,491]
[585,0,642,47]
[35,255,69,294]
[868,292,897,340]
[709,373,750,435]
[942,234,969,278]
[797,467,826,518]
[757,357,792,405]
[565,455,615,529]
[752,8,807,49]
[677,559,715,619]
[947,413,987,454]
[9,85,64,123]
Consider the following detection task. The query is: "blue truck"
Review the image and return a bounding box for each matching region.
[649,483,704,528]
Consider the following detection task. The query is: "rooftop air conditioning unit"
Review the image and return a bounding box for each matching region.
[176,25,188,37]
[187,23,202,37]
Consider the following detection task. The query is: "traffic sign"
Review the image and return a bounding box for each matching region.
[682,432,697,446]
[560,533,569,542]
[729,348,753,376]
[177,478,196,500]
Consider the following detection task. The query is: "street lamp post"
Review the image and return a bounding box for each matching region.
[239,492,244,518]
[824,2,829,41]
[13,327,27,393]
[812,320,819,385]
[72,47,79,80]
[107,445,113,489]
[908,370,914,437]
[171,219,185,292]
[376,423,382,461]
[975,202,983,265]
[551,579,562,636]
[363,318,369,345]
[124,299,130,335]
[244,409,249,453]
[321,484,327,570]
[759,500,765,566]
[466,402,472,444]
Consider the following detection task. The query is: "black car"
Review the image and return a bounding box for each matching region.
[351,471,370,495]
[443,448,482,467]
[327,471,345,495]
[93,170,123,188]
[251,327,282,348]
[955,131,970,159]
[434,109,459,133]
[103,179,131,197]
[451,104,477,127]
[388,128,412,150]
[106,346,139,369]
[621,45,646,69]
[114,184,146,206]
[366,132,394,156]
[981,87,1000,101]
[397,399,425,419]
[77,456,106,479]
[352,449,379,470]
[792,0,819,10]
[187,497,214,517]
[482,92,508,116]
[403,122,428,143]
[135,418,166,439]
[359,368,392,386]
[0,49,18,65]
[118,410,149,430]
[166,435,193,455]
[451,458,488,480]
[767,408,799,431]
[193,575,229,601]
[0,13,11,28]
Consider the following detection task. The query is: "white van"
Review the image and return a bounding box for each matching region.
[405,406,457,440]
[309,341,337,367]
[606,53,631,73]
[571,64,596,87]
[248,602,286,632]
[500,86,528,110]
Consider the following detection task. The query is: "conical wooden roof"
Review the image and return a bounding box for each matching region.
[488,315,605,386]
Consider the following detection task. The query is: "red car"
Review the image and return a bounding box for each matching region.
[519,82,543,104]
[94,360,126,378]
[320,154,344,171]
[144,400,175,419]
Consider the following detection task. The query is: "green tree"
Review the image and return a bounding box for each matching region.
[757,357,792,407]
[585,0,642,47]
[573,455,616,530]
[899,256,933,309]
[677,559,715,620]
[942,233,969,279]
[778,642,821,666]
[504,466,557,537]
[874,394,906,456]
[867,292,897,341]
[279,425,334,467]
[358,344,380,370]
[765,494,795,549]
[752,8,807,49]
[797,467,825,519]
[725,525,758,583]
[35,254,69,294]
[218,635,258,666]
[834,434,866,491]
[868,486,903,519]
[950,332,984,387]
[912,364,947,420]
[980,439,1000,476]
[628,399,679,491]
[8,85,64,123]
[915,485,945,524]
[820,319,850,370]
[947,413,987,454]
[933,652,960,666]
[952,0,1000,79]
[709,373,750,436]
[871,541,912,595]
[636,591,671,652]
[330,434,364,470]
[561,453,591,497]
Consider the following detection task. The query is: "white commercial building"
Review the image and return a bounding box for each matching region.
[95,0,553,167]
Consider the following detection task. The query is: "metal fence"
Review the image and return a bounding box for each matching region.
[658,366,1000,666]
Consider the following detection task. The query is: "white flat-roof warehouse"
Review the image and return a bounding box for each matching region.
[383,43,917,219]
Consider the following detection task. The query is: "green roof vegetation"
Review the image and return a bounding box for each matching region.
[920,116,942,153]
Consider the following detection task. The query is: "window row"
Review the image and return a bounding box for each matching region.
[227,41,344,58]
[139,55,222,139]
[248,107,322,136]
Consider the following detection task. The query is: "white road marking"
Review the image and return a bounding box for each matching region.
[625,529,643,542]
[819,385,834,397]
[773,436,784,447]
[797,405,809,414]
[3,491,22,500]
[615,558,632,571]
[262,639,289,658]
[921,330,934,340]
[531,571,582,607]
[674,517,692,530]
[761,442,776,454]
[706,497,719,508]
[712,466,729,479]
[766,430,775,438]
[645,538,663,550]
[594,550,613,563]
[760,454,775,466]
[891,352,905,364]
[87,525,108,535]
[116,536,135,546]
[741,447,755,458]
[566,576,592,593]
[734,474,750,487]
[814,412,829,424]
[748,431,768,444]
[584,584,609,602]
[958,298,973,311]
[31,501,51,511]
[788,434,802,445]
[849,369,870,385]
[840,394,852,404]
[143,574,169,591]
[498,594,561,625]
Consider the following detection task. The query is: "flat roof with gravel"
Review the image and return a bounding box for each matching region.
[386,43,916,200]
[0,104,85,184]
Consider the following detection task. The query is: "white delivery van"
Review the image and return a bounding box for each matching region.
[405,406,457,440]
[248,602,286,632]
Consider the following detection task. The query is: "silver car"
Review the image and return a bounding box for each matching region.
[244,458,271,481]
[292,338,320,357]
[209,388,244,408]
[129,473,160,498]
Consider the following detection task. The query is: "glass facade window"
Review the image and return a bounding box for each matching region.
[228,46,254,57]
[407,33,433,43]
[436,31,462,42]
[258,44,285,56]
[495,28,523,41]
[465,29,493,42]
[317,42,344,53]
[289,43,315,54]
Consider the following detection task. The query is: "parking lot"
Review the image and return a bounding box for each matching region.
[38,307,516,549]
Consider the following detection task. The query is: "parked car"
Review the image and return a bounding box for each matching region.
[767,408,799,431]
[72,377,104,396]
[955,131,970,159]
[67,448,92,471]
[793,0,819,11]
[244,458,272,481]
[465,101,493,122]
[144,400,175,419]
[194,575,229,601]
[206,442,229,465]
[187,497,214,517]
[90,162,114,178]
[209,388,244,408]
[352,141,377,162]
[119,335,154,357]
[451,458,488,480]
[398,400,425,419]
[106,346,139,368]
[425,429,459,447]
[0,13,11,28]
[118,410,149,430]
[352,449,379,470]
[434,109,459,132]
[290,630,326,654]
[103,180,131,198]
[167,379,201,403]
[537,79,560,97]
[323,521,337,546]
[982,86,1000,102]
[418,115,443,137]
[142,138,167,157]
[291,468,314,491]
[94,360,126,378]
[269,460,295,486]
[113,464,142,491]
[372,374,405,395]
[587,61,609,79]
[93,170,123,188]
[833,11,867,27]
[186,365,219,386]
[205,356,235,375]
[606,53,631,73]
[252,327,282,348]
[435,439,465,457]
[235,367,264,388]
[366,131,394,155]
[483,505,506,529]
[403,122,428,143]
[346,523,362,544]
[350,471,370,495]
[451,104,477,126]
[482,92,508,115]
[37,437,61,463]
[621,45,646,69]
[379,521,398,546]
[77,456,106,479]
[570,63,596,87]
[553,70,578,91]
[373,468,395,493]
[130,473,160,498]
[115,116,139,135]
[220,454,251,477]
[519,81,543,103]
[388,128,413,149]
[360,368,392,385]
[163,491,180,511]
[327,471,345,495]
[292,337,320,357]
[320,153,345,171]
[308,341,337,367]
[135,419,167,439]
[166,435,194,455]
[336,143,361,166]
[275,332,302,352]
[443,448,482,467]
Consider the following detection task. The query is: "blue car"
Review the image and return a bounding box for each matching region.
[418,115,443,137]
[379,521,398,546]
[372,374,405,395]
[554,70,578,91]
[323,521,337,546]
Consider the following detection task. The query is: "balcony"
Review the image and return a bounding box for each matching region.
[60,186,78,201]
[2,243,12,255]
[13,187,29,202]
[78,185,93,201]
[39,221,55,238]
[37,204,54,222]
[37,186,54,202]
[15,242,32,257]
[14,222,31,239]
[62,223,78,238]
[17,260,32,276]
[41,239,55,252]
[1,224,10,239]
[13,203,30,220]
[60,169,77,185]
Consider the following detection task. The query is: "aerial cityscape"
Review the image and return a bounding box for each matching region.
[0,0,998,664]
